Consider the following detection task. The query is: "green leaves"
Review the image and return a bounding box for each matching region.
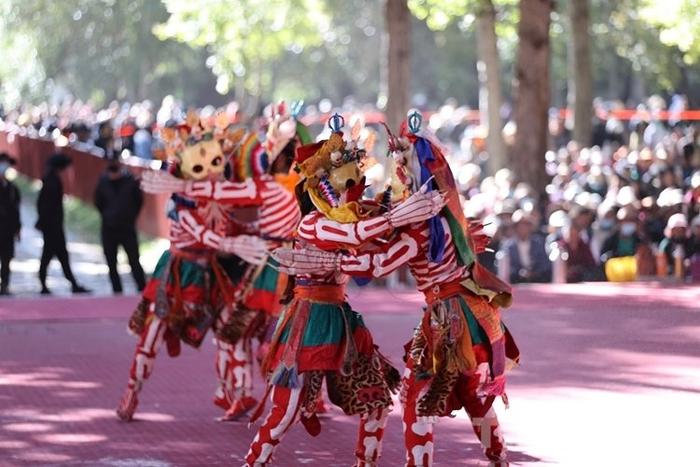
[156,0,330,96]
[640,0,700,64]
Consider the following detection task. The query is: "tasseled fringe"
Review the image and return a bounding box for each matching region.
[480,375,506,398]
[271,364,300,388]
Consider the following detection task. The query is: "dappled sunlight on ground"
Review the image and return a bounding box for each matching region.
[0,283,697,465]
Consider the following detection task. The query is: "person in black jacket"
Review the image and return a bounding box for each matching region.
[94,160,146,293]
[0,153,21,295]
[36,153,90,295]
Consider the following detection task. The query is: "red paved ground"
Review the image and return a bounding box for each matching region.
[1,283,699,466]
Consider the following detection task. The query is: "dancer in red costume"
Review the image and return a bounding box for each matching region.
[243,115,445,467]
[117,113,268,421]
[139,104,312,419]
[274,111,519,466]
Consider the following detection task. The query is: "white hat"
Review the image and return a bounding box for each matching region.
[665,213,688,237]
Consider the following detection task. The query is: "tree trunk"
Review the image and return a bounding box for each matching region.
[513,0,553,196]
[476,0,506,173]
[385,0,411,131]
[568,0,592,146]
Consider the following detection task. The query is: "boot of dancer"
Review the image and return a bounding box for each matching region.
[222,338,258,421]
[354,407,391,467]
[214,338,236,411]
[117,307,166,421]
[244,377,306,466]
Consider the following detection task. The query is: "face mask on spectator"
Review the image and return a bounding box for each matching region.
[0,162,9,175]
[599,219,615,231]
[620,222,637,236]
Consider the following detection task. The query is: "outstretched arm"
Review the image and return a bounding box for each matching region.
[176,209,267,265]
[297,189,444,250]
[272,225,425,278]
[141,170,261,206]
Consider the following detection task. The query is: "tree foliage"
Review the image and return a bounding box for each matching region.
[3,0,700,110]
[641,0,700,64]
[156,0,329,99]
[0,0,217,107]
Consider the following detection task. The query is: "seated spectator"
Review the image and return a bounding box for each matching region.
[658,213,693,277]
[561,206,604,282]
[501,210,552,284]
[689,215,700,282]
[690,215,700,256]
[601,207,643,263]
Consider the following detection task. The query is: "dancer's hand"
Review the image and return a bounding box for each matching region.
[386,180,445,227]
[220,235,268,265]
[141,170,187,194]
[270,247,340,275]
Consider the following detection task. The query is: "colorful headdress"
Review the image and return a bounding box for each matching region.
[234,132,269,181]
[294,114,373,223]
[399,110,512,304]
[156,111,245,180]
[398,110,472,265]
[158,110,245,162]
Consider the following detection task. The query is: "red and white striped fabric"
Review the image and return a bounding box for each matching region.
[297,211,390,249]
[257,175,300,241]
[293,210,394,286]
[339,216,469,292]
[168,208,223,251]
[185,176,300,242]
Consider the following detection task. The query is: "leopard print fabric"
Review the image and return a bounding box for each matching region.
[214,307,266,345]
[408,300,467,417]
[127,299,151,335]
[301,370,325,414]
[326,350,399,416]
[416,363,459,417]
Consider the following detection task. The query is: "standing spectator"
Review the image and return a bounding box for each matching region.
[94,160,146,294]
[36,153,90,295]
[0,153,21,295]
[502,210,552,284]
[95,120,116,158]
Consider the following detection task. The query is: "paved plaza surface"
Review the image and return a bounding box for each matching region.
[1,282,699,466]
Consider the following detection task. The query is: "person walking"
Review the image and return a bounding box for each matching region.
[94,160,146,294]
[0,153,21,296]
[36,153,90,295]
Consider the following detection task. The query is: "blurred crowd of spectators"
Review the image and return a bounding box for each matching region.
[2,94,700,285]
[0,96,226,160]
[438,94,700,283]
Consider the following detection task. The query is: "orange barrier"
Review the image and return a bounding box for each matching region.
[0,130,170,238]
[300,108,700,126]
